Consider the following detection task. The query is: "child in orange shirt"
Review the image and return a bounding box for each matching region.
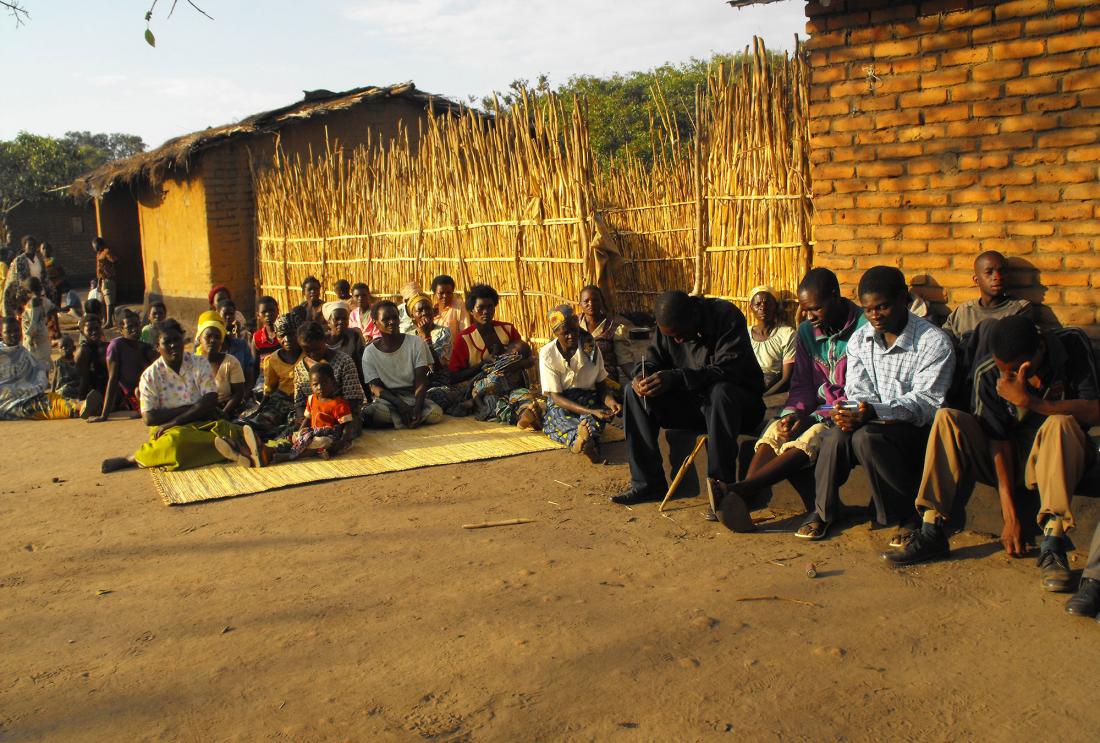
[223,362,353,466]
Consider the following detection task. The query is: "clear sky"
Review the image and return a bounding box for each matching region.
[2,0,806,149]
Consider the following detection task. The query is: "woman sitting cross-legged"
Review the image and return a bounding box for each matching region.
[101,319,248,473]
[0,316,84,420]
[448,283,537,426]
[323,300,365,384]
[195,311,247,419]
[288,320,364,443]
[361,300,443,429]
[235,312,301,442]
[539,305,621,462]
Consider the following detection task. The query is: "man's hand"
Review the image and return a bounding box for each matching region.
[834,402,875,433]
[996,361,1033,409]
[1001,517,1025,557]
[632,371,672,398]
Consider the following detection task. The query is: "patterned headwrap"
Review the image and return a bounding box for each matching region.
[400,281,423,303]
[405,291,433,317]
[274,311,300,339]
[548,304,575,333]
[322,300,350,323]
[196,310,226,341]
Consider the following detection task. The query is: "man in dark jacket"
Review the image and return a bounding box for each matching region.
[612,290,765,509]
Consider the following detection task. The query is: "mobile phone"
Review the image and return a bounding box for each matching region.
[837,400,861,412]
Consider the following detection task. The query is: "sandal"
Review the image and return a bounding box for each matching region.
[242,425,267,468]
[214,436,252,468]
[795,516,830,540]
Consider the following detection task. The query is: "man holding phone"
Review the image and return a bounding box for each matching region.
[796,266,955,540]
[612,290,764,509]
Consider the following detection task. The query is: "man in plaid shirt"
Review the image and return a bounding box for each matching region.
[796,266,955,540]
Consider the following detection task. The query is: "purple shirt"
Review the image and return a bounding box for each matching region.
[106,338,151,392]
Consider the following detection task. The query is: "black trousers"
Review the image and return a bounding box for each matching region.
[624,381,764,494]
[813,422,930,526]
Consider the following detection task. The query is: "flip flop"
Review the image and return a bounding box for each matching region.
[795,516,830,541]
[242,425,266,468]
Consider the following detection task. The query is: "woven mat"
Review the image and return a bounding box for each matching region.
[149,417,624,506]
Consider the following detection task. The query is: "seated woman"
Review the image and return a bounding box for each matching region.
[539,306,621,462]
[236,313,301,442]
[448,283,536,425]
[578,284,634,385]
[89,309,156,422]
[407,291,452,371]
[431,274,470,340]
[361,300,443,428]
[195,311,247,419]
[0,316,83,420]
[101,319,246,473]
[349,282,380,340]
[75,313,109,404]
[748,285,796,396]
[323,300,365,383]
[291,320,365,442]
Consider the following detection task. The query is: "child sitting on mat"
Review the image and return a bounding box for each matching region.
[223,362,353,466]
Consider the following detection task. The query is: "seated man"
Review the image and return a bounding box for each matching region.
[612,290,764,509]
[885,317,1099,593]
[727,268,866,521]
[797,266,955,540]
[361,300,443,429]
[942,250,1035,342]
[1067,520,1100,621]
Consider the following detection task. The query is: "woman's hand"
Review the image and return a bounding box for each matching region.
[603,395,622,417]
[153,421,177,439]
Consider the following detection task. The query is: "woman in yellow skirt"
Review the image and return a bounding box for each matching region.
[101,319,244,473]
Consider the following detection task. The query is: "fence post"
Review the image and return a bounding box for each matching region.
[281,232,290,311]
[692,84,708,296]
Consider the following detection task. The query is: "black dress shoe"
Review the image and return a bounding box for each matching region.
[882,525,950,565]
[1066,577,1100,617]
[610,488,661,506]
[1037,548,1075,593]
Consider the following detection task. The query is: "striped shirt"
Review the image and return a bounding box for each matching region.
[781,299,866,420]
[844,312,955,427]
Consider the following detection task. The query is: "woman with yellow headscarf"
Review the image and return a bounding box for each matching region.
[195,310,247,418]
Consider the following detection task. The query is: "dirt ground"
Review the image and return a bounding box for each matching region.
[2,417,1100,742]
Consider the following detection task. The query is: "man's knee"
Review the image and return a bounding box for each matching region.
[423,401,443,424]
[1040,414,1078,433]
[850,426,881,460]
[933,407,966,431]
[708,382,736,405]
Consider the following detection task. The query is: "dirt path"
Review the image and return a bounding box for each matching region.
[2,418,1098,742]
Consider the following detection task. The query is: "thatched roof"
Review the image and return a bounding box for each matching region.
[70,81,470,198]
[726,0,788,7]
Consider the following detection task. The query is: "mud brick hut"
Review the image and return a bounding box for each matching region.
[731,0,1100,343]
[4,194,100,289]
[70,83,468,319]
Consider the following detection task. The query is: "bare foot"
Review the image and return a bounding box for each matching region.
[101,457,136,474]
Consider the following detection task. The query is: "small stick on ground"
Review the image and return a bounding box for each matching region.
[735,595,821,608]
[462,518,536,530]
[553,480,575,489]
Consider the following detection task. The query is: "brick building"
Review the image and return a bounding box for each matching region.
[731,0,1100,342]
[4,194,99,288]
[71,83,469,319]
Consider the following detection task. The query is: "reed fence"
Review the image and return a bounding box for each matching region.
[255,38,811,341]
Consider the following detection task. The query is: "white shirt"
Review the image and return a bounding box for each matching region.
[539,338,608,394]
[361,335,432,390]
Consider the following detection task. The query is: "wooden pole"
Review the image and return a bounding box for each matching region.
[658,435,707,512]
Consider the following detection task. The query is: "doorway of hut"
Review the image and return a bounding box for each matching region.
[94,187,145,306]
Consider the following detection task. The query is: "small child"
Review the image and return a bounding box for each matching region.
[55,280,84,318]
[21,276,56,368]
[222,363,352,467]
[51,335,80,399]
[141,301,167,344]
[334,279,352,301]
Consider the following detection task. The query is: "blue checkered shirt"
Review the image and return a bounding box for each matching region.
[843,312,955,427]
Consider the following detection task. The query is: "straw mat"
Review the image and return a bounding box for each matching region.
[150,417,624,505]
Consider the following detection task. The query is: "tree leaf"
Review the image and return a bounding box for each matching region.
[145,28,156,47]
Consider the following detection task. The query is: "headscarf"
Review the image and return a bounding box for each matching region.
[548,304,575,333]
[274,312,299,339]
[196,310,226,343]
[405,292,432,317]
[400,281,423,303]
[749,285,778,303]
[321,300,350,323]
[208,284,231,307]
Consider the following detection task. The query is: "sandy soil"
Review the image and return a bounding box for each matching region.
[2,417,1100,742]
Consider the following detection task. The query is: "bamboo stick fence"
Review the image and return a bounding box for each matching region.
[254,38,811,340]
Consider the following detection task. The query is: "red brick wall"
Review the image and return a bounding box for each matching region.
[804,0,1100,338]
[7,195,96,284]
